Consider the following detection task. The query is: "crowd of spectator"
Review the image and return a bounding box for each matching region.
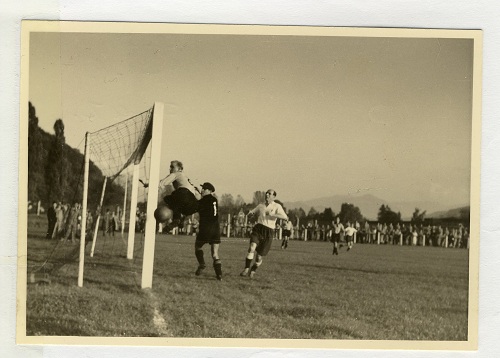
[280,220,470,249]
[44,201,95,243]
[43,202,470,250]
[43,202,134,243]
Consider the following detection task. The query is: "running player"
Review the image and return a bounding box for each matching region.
[331,216,344,255]
[281,219,293,249]
[344,222,357,251]
[240,189,288,279]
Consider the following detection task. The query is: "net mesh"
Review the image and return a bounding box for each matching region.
[88,107,154,180]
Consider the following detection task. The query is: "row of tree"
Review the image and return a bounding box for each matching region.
[212,190,430,226]
[28,102,124,210]
[213,191,471,227]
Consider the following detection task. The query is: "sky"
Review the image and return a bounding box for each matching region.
[28,28,475,207]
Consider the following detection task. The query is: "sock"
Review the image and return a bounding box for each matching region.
[245,252,254,269]
[251,258,262,272]
[213,259,222,276]
[195,249,205,268]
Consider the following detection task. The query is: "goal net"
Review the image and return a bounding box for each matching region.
[78,102,164,288]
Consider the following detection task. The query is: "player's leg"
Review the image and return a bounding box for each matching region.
[347,236,352,251]
[162,193,181,231]
[333,233,339,255]
[282,235,289,249]
[211,243,222,281]
[194,241,206,275]
[240,241,258,276]
[165,189,199,232]
[249,232,273,278]
[249,253,263,279]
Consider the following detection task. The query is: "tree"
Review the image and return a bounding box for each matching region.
[320,208,335,223]
[377,204,401,224]
[338,203,364,224]
[219,193,235,208]
[459,207,470,222]
[234,194,246,209]
[307,207,318,218]
[28,102,45,203]
[411,208,426,224]
[45,119,68,203]
[287,207,306,224]
[252,191,266,205]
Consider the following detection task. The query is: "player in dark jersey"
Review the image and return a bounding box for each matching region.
[331,216,345,255]
[194,182,222,281]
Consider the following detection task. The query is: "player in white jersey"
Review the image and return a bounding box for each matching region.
[240,189,288,279]
[344,222,357,251]
[143,160,201,232]
[281,219,293,249]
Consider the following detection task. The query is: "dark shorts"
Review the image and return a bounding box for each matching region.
[250,223,274,256]
[331,232,341,243]
[196,222,221,245]
[345,235,354,242]
[163,188,199,217]
[282,229,291,237]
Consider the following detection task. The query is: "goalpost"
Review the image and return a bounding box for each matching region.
[77,102,164,289]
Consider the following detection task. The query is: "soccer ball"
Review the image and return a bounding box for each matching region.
[154,206,173,223]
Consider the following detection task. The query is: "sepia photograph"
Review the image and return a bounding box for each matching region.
[17,21,481,350]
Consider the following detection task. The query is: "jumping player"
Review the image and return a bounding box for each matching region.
[194,182,222,280]
[240,189,288,279]
[331,216,344,255]
[143,160,201,233]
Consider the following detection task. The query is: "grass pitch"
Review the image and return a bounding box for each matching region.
[25,220,469,340]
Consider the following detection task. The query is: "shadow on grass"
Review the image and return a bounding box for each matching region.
[82,277,142,293]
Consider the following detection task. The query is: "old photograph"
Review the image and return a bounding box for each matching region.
[17,21,481,350]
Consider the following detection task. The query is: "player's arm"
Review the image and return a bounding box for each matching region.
[159,172,177,189]
[247,205,258,216]
[211,197,218,217]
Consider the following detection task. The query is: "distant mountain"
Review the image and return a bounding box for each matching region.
[284,194,458,220]
[428,206,470,219]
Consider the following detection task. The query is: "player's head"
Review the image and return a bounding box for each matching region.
[200,182,215,196]
[265,189,276,203]
[170,160,183,173]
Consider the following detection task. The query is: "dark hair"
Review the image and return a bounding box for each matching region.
[171,160,183,170]
[266,189,277,197]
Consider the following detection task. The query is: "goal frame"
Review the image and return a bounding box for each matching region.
[77,102,164,289]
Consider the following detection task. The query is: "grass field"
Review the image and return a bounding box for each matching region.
[25,216,469,340]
